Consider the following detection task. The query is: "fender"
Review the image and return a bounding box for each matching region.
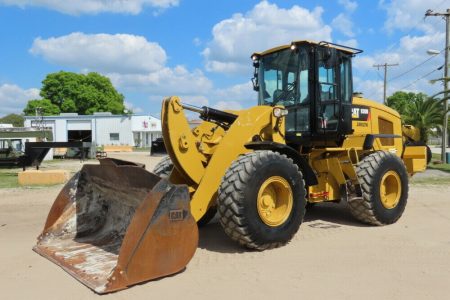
[245,141,318,186]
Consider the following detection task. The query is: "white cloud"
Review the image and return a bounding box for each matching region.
[332,13,355,37]
[108,66,213,95]
[30,33,167,74]
[29,31,215,113]
[353,29,445,101]
[0,84,40,116]
[215,101,243,110]
[381,0,446,33]
[0,0,179,15]
[124,101,143,114]
[354,31,444,73]
[353,77,384,102]
[212,82,255,108]
[352,0,447,100]
[339,0,358,12]
[202,1,332,74]
[337,38,358,48]
[193,37,202,47]
[144,81,255,113]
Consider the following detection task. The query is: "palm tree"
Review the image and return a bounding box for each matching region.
[403,96,443,143]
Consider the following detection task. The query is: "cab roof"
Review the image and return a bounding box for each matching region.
[252,40,363,57]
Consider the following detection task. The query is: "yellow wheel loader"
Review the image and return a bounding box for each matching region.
[34,40,428,293]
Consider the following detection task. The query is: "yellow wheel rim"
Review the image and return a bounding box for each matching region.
[257,176,293,227]
[380,170,402,209]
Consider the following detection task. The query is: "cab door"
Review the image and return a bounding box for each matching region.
[315,47,339,134]
[314,47,353,143]
[339,54,353,135]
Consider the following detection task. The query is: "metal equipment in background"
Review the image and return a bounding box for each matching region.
[0,143,23,167]
[21,142,92,170]
[150,137,166,155]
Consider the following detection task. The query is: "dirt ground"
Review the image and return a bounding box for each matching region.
[1,153,450,300]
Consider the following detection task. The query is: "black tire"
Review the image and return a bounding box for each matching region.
[348,151,409,225]
[217,150,306,250]
[197,206,217,227]
[306,202,316,210]
[153,156,173,178]
[425,145,432,165]
[153,156,217,226]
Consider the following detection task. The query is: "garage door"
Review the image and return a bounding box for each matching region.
[67,120,92,131]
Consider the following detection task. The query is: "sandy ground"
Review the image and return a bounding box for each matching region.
[1,153,450,299]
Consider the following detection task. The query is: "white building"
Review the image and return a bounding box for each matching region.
[24,112,162,148]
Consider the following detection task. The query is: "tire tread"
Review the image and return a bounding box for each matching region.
[217,150,306,250]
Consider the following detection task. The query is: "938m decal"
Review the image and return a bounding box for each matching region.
[352,105,370,121]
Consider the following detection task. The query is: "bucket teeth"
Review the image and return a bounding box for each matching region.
[33,158,198,294]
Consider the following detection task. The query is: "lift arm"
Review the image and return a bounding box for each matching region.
[161,96,286,220]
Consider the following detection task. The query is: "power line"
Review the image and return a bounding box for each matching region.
[389,48,444,82]
[364,70,385,100]
[425,7,450,161]
[375,69,384,80]
[361,1,448,102]
[373,63,399,104]
[381,0,448,54]
[398,65,443,90]
[358,69,371,81]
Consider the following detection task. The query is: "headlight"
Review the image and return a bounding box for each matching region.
[273,107,288,118]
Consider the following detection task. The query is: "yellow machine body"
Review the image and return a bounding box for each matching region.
[161,95,426,220]
[34,40,428,293]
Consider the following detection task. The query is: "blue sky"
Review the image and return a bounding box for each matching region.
[0,0,449,117]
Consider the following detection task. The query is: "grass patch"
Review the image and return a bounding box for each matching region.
[0,172,19,189]
[428,164,450,173]
[432,153,440,160]
[428,153,450,173]
[410,176,450,185]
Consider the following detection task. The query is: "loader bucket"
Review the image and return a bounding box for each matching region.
[33,158,198,294]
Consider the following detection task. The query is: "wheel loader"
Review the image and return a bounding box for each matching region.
[34,40,428,293]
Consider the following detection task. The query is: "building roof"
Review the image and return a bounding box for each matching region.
[24,113,160,121]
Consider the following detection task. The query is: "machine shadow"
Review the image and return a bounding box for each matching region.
[198,201,368,254]
[198,220,247,254]
[303,201,369,227]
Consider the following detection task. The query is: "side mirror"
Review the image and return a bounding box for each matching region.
[252,76,259,91]
[252,67,259,91]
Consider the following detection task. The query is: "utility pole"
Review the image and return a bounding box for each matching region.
[425,9,450,163]
[373,63,399,104]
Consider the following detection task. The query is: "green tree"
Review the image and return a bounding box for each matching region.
[0,113,24,127]
[24,71,125,115]
[386,91,431,118]
[387,91,443,143]
[403,97,443,143]
[23,99,61,116]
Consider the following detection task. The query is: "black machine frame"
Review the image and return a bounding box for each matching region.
[255,41,362,149]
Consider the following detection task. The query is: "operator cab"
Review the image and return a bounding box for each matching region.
[251,40,362,147]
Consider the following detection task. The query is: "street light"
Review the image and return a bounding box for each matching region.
[427,49,441,55]
[427,48,449,162]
